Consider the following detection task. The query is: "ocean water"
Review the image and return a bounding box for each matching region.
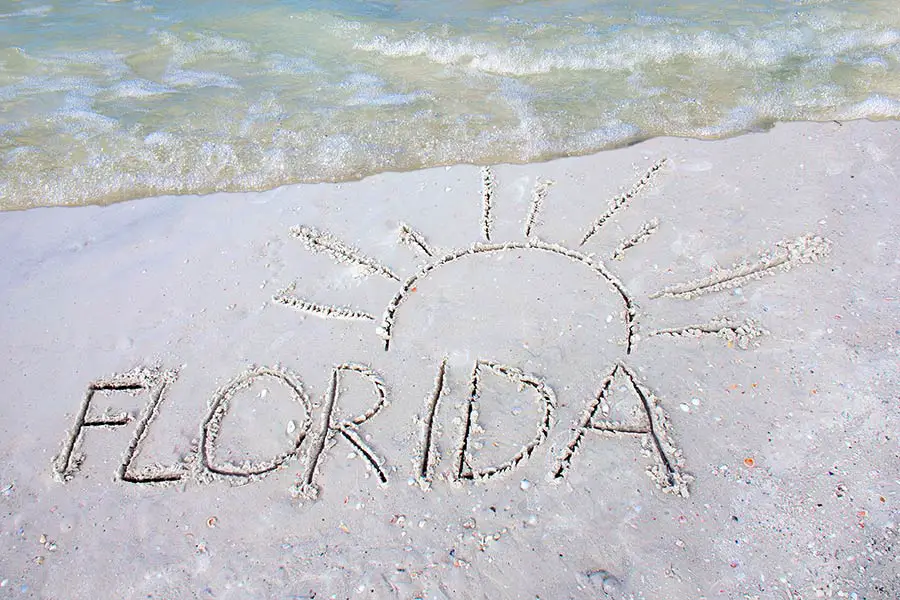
[1,0,899,210]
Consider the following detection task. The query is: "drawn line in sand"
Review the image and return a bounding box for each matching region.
[552,366,616,481]
[54,367,184,484]
[524,178,554,237]
[455,360,556,481]
[291,225,399,281]
[580,158,667,246]
[398,222,435,258]
[201,365,312,480]
[612,218,659,260]
[272,285,375,321]
[377,239,637,354]
[481,166,495,242]
[418,357,448,482]
[119,370,183,483]
[651,234,831,299]
[649,317,766,350]
[296,363,389,499]
[553,363,689,496]
[617,364,689,496]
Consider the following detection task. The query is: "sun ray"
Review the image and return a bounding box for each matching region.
[579,158,667,246]
[272,285,375,321]
[650,234,831,299]
[291,225,400,281]
[480,166,495,242]
[648,317,765,349]
[524,178,554,237]
[398,221,434,258]
[611,218,659,260]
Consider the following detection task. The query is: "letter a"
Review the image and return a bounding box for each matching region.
[552,363,690,496]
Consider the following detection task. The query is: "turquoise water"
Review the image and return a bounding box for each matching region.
[1,0,899,209]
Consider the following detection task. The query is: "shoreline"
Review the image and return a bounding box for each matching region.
[0,118,897,599]
[2,116,898,212]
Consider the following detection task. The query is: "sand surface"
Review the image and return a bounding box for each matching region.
[0,120,897,599]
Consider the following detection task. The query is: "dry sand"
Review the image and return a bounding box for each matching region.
[0,120,897,599]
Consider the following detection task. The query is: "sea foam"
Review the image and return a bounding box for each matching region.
[0,0,899,209]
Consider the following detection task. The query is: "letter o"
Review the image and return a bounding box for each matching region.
[201,365,312,479]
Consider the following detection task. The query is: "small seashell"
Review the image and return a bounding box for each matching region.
[286,420,296,435]
[207,516,217,528]
[587,569,622,594]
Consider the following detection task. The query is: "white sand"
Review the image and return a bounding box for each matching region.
[0,120,897,599]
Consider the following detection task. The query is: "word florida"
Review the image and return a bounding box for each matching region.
[53,360,690,499]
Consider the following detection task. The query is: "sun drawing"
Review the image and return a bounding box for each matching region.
[273,160,831,497]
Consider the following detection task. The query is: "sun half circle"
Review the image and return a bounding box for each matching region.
[376,239,636,354]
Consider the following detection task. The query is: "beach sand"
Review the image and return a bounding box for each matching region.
[0,120,897,599]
